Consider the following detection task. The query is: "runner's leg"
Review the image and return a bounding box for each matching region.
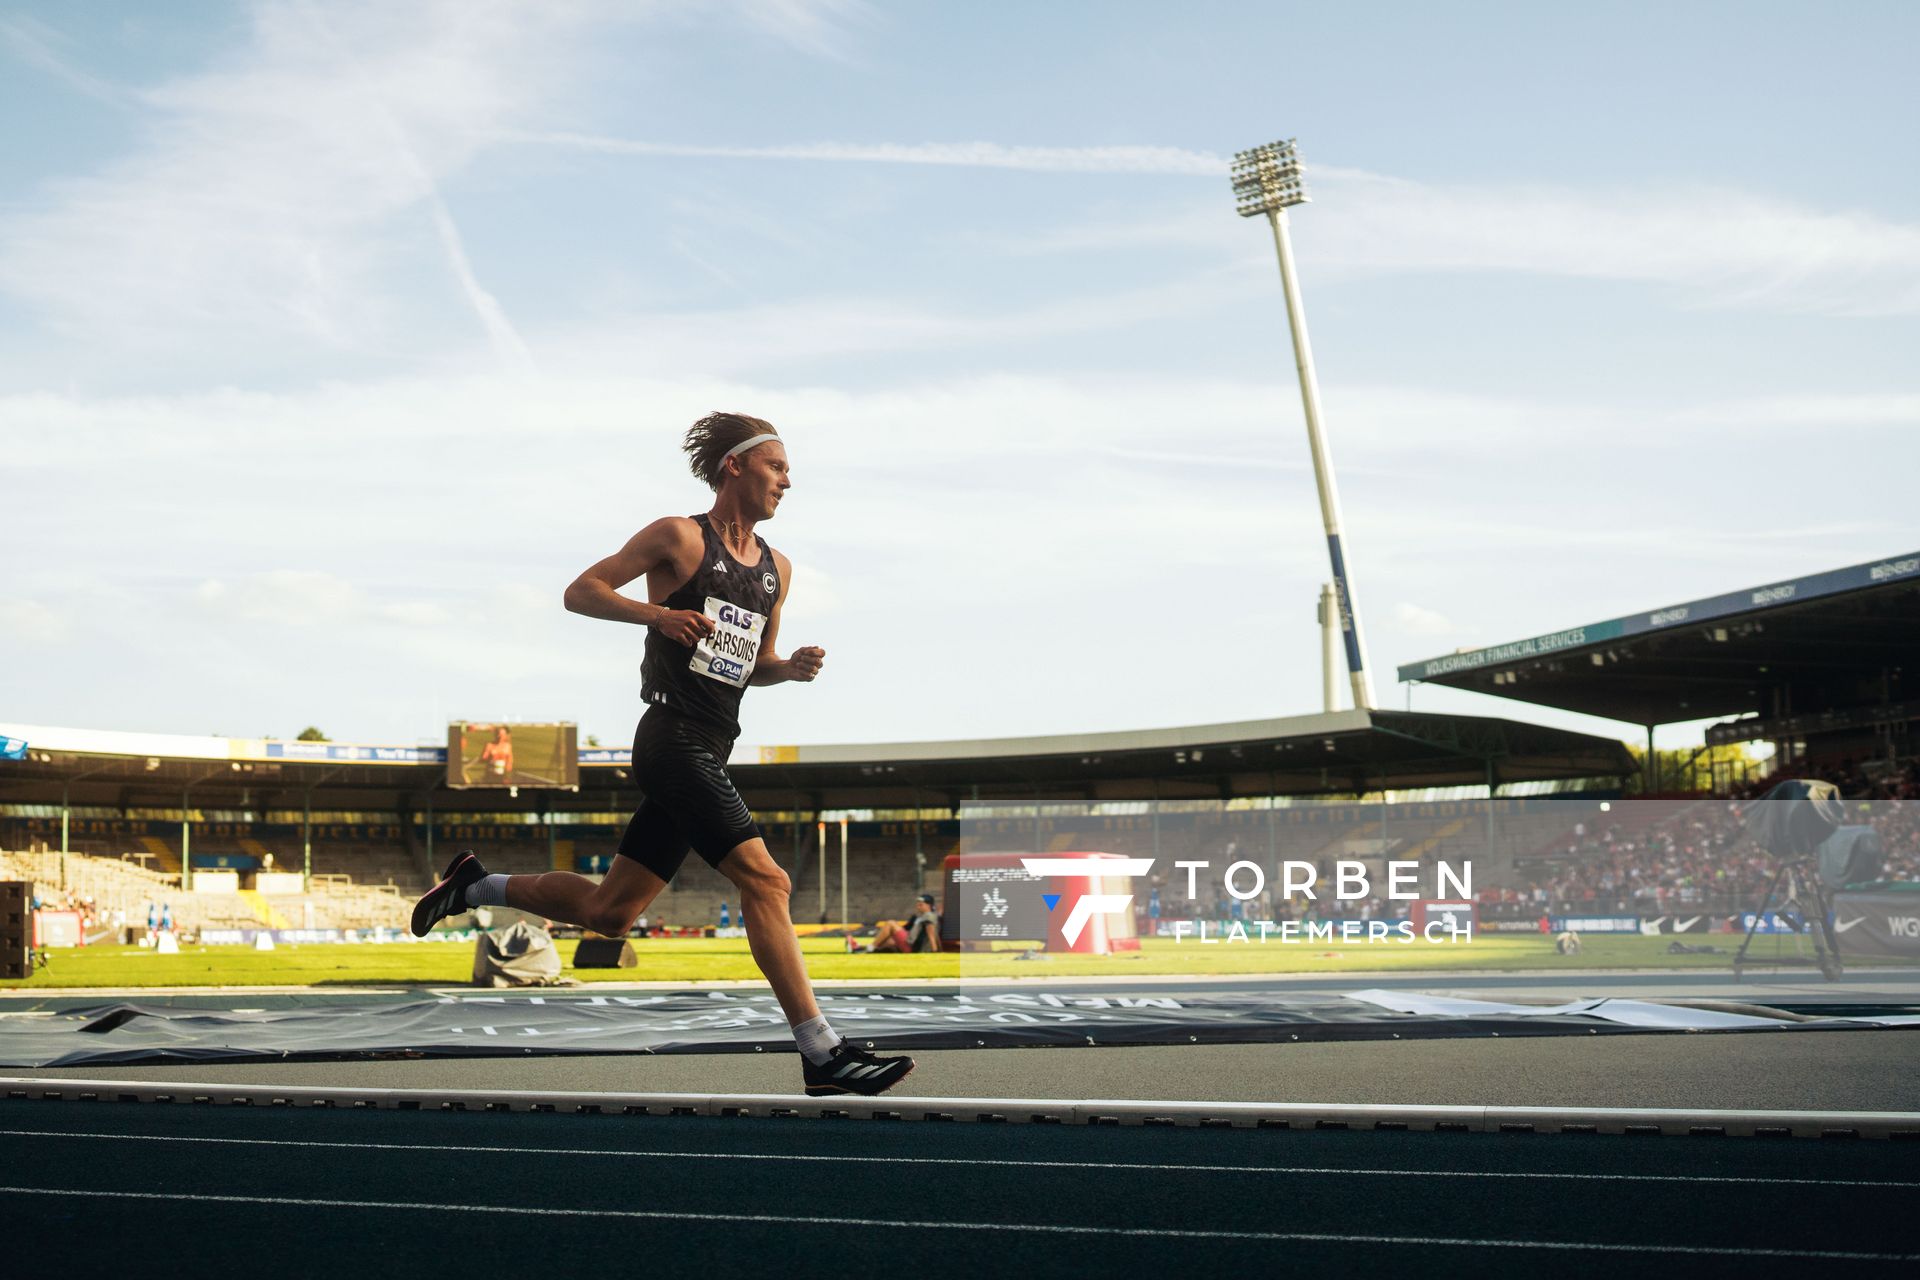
[718,837,820,1026]
[641,722,906,1083]
[707,812,912,1094]
[482,798,685,931]
[502,855,668,936]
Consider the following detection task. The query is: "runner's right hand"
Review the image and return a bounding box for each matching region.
[653,609,716,645]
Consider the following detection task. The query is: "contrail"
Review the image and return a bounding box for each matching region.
[300,1,536,374]
[424,192,536,375]
[501,131,1226,176]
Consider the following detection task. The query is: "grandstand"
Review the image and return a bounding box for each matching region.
[1,709,1631,933]
[5,552,1913,941]
[1400,548,1919,793]
[1395,550,1920,930]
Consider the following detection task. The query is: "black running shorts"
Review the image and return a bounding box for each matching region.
[615,708,761,879]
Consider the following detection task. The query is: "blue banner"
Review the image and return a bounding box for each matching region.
[187,853,260,870]
[1737,911,1812,935]
[264,741,445,763]
[1549,915,1642,933]
[0,736,26,760]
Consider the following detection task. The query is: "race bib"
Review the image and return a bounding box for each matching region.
[689,595,766,688]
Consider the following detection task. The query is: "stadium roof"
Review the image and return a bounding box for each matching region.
[1396,550,1920,729]
[0,710,1635,814]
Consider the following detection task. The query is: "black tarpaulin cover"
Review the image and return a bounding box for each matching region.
[1,988,1913,1068]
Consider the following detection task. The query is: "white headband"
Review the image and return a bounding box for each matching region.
[722,433,781,464]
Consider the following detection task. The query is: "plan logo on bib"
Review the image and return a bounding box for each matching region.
[1020,857,1155,945]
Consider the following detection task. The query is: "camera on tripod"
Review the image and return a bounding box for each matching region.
[1736,779,1884,981]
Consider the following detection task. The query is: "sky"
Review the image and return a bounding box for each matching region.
[2,0,1916,755]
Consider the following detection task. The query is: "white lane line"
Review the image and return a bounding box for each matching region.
[1,1185,1913,1259]
[2,1129,1912,1189]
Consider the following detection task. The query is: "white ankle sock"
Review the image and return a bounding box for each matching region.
[465,874,510,908]
[792,1014,843,1065]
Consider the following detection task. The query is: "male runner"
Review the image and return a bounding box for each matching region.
[477,725,513,784]
[412,412,913,1097]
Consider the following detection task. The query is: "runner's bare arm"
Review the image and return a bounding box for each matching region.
[750,549,825,685]
[563,517,715,644]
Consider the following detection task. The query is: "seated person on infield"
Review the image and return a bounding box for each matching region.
[866,893,942,953]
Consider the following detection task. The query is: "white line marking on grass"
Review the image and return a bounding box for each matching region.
[2,1129,1914,1189]
[0,1186,1914,1259]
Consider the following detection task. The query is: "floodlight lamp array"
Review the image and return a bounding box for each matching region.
[1231,138,1309,216]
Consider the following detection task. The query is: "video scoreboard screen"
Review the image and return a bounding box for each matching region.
[447,722,578,790]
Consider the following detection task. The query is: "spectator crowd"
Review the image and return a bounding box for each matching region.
[1487,783,1919,921]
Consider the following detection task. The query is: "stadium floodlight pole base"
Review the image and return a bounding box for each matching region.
[3,1078,1916,1140]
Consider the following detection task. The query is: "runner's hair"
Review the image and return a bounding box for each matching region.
[683,412,780,490]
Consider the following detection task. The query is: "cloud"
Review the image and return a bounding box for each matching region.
[1664,394,1920,429]
[533,267,1259,378]
[1308,170,1920,316]
[0,598,68,644]
[720,0,875,61]
[1393,603,1464,638]
[195,571,450,629]
[5,365,1913,743]
[1100,447,1305,471]
[774,562,842,630]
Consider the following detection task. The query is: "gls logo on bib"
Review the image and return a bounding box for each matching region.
[690,596,766,688]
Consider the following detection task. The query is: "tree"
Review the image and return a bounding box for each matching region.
[295,726,330,742]
[1623,742,1768,796]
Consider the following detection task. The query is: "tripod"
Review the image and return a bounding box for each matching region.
[1733,858,1843,982]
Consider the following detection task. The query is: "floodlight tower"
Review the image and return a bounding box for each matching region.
[1233,138,1377,711]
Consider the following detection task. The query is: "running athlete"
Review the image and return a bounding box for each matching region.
[478,725,513,783]
[411,413,913,1097]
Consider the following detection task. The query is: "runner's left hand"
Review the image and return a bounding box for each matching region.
[789,646,826,681]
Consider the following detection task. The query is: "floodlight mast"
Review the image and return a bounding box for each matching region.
[1233,138,1378,711]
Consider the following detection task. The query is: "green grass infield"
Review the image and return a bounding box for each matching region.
[0,931,1775,990]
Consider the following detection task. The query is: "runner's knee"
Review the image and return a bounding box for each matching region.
[746,865,793,903]
[586,897,640,937]
[729,855,791,904]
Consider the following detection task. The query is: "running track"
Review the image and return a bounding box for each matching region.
[4,1094,1917,1277]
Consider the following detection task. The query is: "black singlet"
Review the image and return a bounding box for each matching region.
[639,513,783,741]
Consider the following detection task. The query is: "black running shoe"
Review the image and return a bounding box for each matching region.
[410,850,487,938]
[803,1041,916,1097]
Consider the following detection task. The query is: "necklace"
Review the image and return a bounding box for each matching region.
[709,513,753,557]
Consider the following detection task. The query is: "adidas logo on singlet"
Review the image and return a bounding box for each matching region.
[712,560,727,573]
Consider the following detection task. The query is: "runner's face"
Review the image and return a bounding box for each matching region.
[738,443,790,519]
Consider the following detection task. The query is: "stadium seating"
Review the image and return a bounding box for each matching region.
[14,780,1906,940]
[0,821,956,937]
[0,847,415,935]
[1481,795,1919,920]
